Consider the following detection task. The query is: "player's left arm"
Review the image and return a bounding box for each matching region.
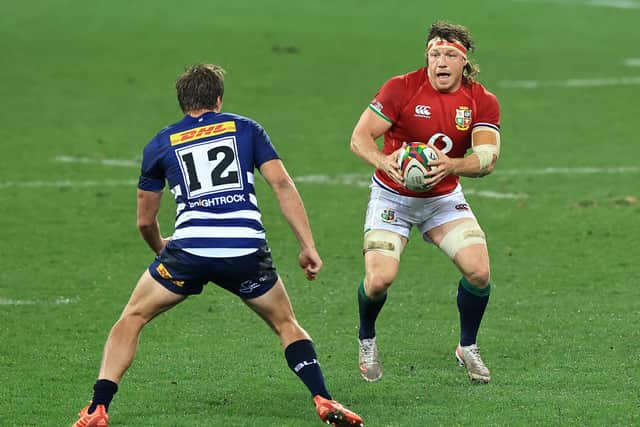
[426,127,500,184]
[426,88,501,183]
[259,158,322,281]
[136,189,169,255]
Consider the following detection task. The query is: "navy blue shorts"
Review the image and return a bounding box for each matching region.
[148,244,278,298]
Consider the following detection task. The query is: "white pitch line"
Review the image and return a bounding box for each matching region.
[0,179,137,189]
[624,58,640,67]
[513,0,640,9]
[7,165,639,199]
[54,155,139,167]
[500,76,640,89]
[0,297,76,306]
[496,166,640,175]
[51,156,640,176]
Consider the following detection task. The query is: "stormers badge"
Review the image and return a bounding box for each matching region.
[455,106,472,131]
[380,208,396,223]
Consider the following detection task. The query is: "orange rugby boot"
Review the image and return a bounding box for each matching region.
[71,403,109,427]
[314,395,364,426]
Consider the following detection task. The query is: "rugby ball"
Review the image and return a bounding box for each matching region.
[398,142,438,192]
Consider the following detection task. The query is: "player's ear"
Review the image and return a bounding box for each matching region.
[215,96,223,111]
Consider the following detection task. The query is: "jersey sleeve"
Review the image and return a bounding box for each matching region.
[473,86,501,132]
[368,75,407,124]
[252,121,280,168]
[138,138,166,191]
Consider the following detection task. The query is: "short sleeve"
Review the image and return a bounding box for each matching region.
[473,86,501,132]
[368,76,407,124]
[138,139,165,191]
[252,122,280,168]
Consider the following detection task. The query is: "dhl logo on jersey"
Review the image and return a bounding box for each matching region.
[170,121,236,146]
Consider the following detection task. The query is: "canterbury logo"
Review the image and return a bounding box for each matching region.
[170,121,236,146]
[414,105,431,118]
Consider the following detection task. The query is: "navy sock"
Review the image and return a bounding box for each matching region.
[358,280,387,340]
[88,379,118,413]
[285,339,331,400]
[457,277,491,346]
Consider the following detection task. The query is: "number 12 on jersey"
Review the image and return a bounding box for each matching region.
[176,136,244,199]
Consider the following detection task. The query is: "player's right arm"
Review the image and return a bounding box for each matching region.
[137,137,169,255]
[259,158,322,281]
[136,189,168,255]
[350,108,405,184]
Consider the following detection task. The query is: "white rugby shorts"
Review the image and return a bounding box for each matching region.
[363,183,477,243]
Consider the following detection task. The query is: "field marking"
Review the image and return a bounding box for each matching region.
[51,156,640,176]
[496,166,640,175]
[499,76,640,89]
[513,0,640,9]
[624,58,640,67]
[0,179,137,189]
[4,159,638,198]
[0,297,76,306]
[54,155,139,167]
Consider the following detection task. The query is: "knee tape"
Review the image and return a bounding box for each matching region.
[438,220,486,259]
[363,230,403,260]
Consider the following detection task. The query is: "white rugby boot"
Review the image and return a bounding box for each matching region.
[455,343,491,383]
[358,337,383,382]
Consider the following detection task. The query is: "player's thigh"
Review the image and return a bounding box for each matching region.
[427,218,490,281]
[453,243,490,282]
[364,240,406,289]
[242,278,297,329]
[121,270,187,322]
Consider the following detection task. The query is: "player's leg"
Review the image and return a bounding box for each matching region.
[243,279,327,397]
[358,185,410,382]
[243,279,363,426]
[72,270,186,427]
[357,231,406,382]
[360,238,406,337]
[428,218,491,382]
[98,270,187,382]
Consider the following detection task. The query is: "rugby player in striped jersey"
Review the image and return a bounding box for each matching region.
[71,64,363,427]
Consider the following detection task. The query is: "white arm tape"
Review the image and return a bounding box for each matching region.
[471,128,501,171]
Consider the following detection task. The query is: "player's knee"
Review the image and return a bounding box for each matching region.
[365,272,393,296]
[115,310,149,332]
[465,267,490,288]
[275,317,308,341]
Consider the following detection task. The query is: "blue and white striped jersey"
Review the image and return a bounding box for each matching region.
[138,111,279,258]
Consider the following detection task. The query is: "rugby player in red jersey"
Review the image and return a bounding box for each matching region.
[350,21,501,384]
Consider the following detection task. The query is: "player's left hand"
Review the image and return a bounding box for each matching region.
[299,247,323,281]
[424,145,455,187]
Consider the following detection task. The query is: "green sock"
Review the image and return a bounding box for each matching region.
[358,280,387,340]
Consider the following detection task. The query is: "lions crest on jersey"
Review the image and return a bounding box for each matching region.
[455,106,472,131]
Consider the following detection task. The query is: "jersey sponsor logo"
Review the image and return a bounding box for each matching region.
[156,263,184,287]
[455,106,472,131]
[380,208,396,223]
[170,121,236,146]
[371,99,384,112]
[188,193,246,208]
[414,105,432,118]
[427,132,454,154]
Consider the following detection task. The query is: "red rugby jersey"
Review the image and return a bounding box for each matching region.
[368,67,500,197]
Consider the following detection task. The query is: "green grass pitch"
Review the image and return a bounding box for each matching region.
[1,0,639,425]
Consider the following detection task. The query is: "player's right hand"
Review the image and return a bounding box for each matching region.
[298,247,323,281]
[378,143,405,185]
